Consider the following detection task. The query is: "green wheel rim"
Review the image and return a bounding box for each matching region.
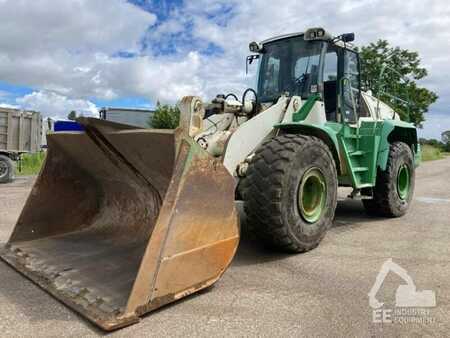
[298,167,327,223]
[397,163,410,200]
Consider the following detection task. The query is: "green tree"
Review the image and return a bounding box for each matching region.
[443,141,450,153]
[149,103,180,129]
[67,110,77,120]
[359,40,438,127]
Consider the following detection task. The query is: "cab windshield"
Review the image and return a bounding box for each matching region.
[257,37,324,102]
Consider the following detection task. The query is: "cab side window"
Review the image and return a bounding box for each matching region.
[323,50,338,81]
[342,50,361,122]
[323,47,338,121]
[261,55,281,98]
[292,44,321,98]
[344,51,360,90]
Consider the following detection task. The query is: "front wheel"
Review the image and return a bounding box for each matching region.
[362,142,415,217]
[0,154,14,183]
[242,134,338,253]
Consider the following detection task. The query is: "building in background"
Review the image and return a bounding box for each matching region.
[99,107,155,128]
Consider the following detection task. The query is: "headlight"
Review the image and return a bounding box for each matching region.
[304,27,332,41]
[249,41,263,53]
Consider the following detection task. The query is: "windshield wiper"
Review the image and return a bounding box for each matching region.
[292,56,311,96]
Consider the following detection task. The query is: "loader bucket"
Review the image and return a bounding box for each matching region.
[0,118,239,331]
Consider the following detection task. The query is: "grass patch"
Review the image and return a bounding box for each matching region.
[421,144,443,162]
[17,151,46,176]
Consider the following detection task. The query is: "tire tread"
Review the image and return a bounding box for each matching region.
[242,134,337,252]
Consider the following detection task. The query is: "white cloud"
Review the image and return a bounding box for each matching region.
[0,0,156,56]
[83,51,205,102]
[0,102,18,109]
[0,0,156,100]
[17,91,98,119]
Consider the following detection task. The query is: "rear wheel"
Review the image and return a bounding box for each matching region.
[242,134,338,253]
[362,142,415,217]
[0,154,14,183]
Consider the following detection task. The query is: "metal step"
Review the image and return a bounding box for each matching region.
[349,150,365,156]
[357,183,373,188]
[353,167,369,172]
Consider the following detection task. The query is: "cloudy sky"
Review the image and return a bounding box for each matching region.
[0,0,449,138]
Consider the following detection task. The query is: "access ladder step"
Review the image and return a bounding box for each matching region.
[349,150,366,156]
[353,167,369,173]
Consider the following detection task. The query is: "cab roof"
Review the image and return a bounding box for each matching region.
[260,32,304,45]
[259,30,356,51]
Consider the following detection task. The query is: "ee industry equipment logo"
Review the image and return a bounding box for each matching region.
[368,259,436,325]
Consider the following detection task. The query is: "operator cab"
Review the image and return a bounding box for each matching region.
[251,28,365,123]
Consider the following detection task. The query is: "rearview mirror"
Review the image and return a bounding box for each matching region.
[341,33,355,43]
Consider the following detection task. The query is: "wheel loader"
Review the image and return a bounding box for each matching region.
[0,27,420,330]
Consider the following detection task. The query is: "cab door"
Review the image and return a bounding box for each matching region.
[337,49,380,188]
[339,49,361,123]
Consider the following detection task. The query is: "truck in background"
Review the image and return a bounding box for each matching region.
[0,108,42,183]
[99,107,154,128]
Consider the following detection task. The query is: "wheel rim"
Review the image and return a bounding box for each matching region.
[0,160,8,178]
[397,163,410,200]
[298,167,327,223]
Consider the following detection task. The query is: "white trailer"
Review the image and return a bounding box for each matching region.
[0,108,42,183]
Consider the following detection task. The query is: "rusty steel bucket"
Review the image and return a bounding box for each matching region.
[0,118,239,331]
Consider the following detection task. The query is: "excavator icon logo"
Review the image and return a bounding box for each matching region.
[368,259,436,309]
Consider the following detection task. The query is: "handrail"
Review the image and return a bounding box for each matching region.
[376,64,411,122]
[341,76,360,149]
[341,77,359,124]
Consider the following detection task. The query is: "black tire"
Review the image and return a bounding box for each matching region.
[0,154,14,183]
[242,134,338,253]
[362,142,415,217]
